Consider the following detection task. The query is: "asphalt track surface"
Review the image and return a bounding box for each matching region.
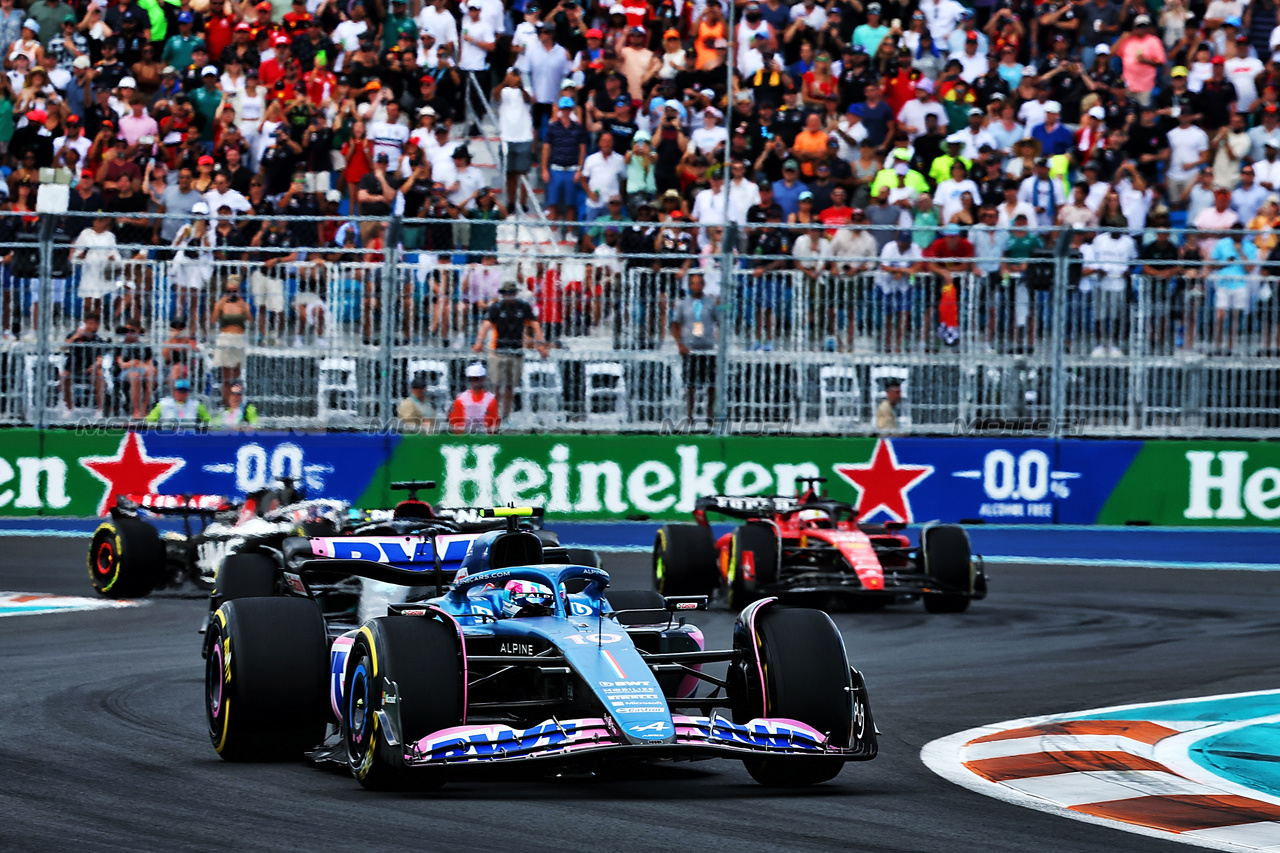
[4,539,1280,853]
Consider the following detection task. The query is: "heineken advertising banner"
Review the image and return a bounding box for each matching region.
[0,430,1277,527]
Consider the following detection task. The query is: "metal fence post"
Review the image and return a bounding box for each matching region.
[378,216,403,427]
[1049,228,1070,438]
[715,222,736,426]
[34,214,53,430]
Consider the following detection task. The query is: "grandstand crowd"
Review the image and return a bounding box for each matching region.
[3,0,1280,424]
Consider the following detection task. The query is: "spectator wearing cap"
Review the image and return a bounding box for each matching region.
[853,4,891,57]
[693,0,726,71]
[541,96,586,233]
[1249,104,1280,161]
[1256,138,1280,195]
[1029,100,1072,157]
[331,2,369,71]
[689,104,727,155]
[1114,14,1165,105]
[188,64,224,147]
[1164,105,1211,206]
[616,26,656,102]
[897,77,948,143]
[448,363,499,433]
[472,282,548,421]
[1224,31,1265,112]
[47,12,84,72]
[161,11,204,75]
[53,114,89,166]
[104,317,153,419]
[1017,155,1065,228]
[458,0,496,129]
[950,30,989,84]
[144,376,211,425]
[397,373,437,432]
[416,0,458,53]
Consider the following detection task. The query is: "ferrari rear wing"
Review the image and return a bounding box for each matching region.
[693,495,806,522]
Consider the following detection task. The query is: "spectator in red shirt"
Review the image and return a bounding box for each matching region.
[923,223,975,348]
[448,363,500,433]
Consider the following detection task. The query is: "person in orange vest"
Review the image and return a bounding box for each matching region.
[448,363,500,434]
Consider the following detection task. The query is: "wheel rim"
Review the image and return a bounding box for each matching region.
[207,643,224,720]
[346,657,372,765]
[95,540,115,577]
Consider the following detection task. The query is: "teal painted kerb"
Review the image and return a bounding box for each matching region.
[1070,692,1280,723]
[1190,724,1280,800]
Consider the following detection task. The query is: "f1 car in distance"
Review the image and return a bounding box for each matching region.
[88,479,593,601]
[653,478,986,613]
[203,508,877,789]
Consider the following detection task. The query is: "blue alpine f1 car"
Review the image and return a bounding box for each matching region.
[204,508,877,788]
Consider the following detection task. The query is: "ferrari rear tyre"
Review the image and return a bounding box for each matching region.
[921,525,973,614]
[653,524,717,597]
[205,598,329,762]
[728,525,778,611]
[88,518,165,598]
[739,606,851,787]
[344,615,463,791]
[215,553,278,603]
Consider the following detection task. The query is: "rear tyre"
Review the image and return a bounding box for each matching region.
[88,518,165,598]
[205,598,329,761]
[921,525,973,614]
[344,615,463,791]
[738,606,851,787]
[653,524,717,597]
[605,589,667,625]
[215,553,278,603]
[728,525,778,611]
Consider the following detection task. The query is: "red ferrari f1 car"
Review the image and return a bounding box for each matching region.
[653,478,986,613]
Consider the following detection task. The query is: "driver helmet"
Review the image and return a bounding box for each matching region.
[798,509,827,523]
[502,579,555,617]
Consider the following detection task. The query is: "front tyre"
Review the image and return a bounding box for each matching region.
[344,615,464,791]
[737,606,852,787]
[88,517,165,598]
[921,524,973,614]
[205,598,329,761]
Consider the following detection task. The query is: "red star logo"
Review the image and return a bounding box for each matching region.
[81,433,185,516]
[832,439,934,523]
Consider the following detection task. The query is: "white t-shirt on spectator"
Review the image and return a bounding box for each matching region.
[1207,0,1244,22]
[692,186,746,225]
[417,5,459,46]
[950,50,988,83]
[1166,125,1210,182]
[497,86,535,142]
[1016,99,1049,131]
[581,150,626,202]
[1256,158,1280,191]
[512,22,538,72]
[1225,56,1265,111]
[524,39,570,104]
[952,126,996,160]
[896,99,948,141]
[369,119,410,163]
[935,178,980,222]
[1088,232,1137,292]
[1083,180,1110,212]
[459,19,495,70]
[921,0,966,42]
[479,0,505,36]
[689,124,728,155]
[54,133,91,165]
[834,114,868,160]
[203,188,251,220]
[789,3,827,28]
[428,138,461,173]
[728,177,761,217]
[1115,177,1152,234]
[877,239,923,292]
[332,20,369,71]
